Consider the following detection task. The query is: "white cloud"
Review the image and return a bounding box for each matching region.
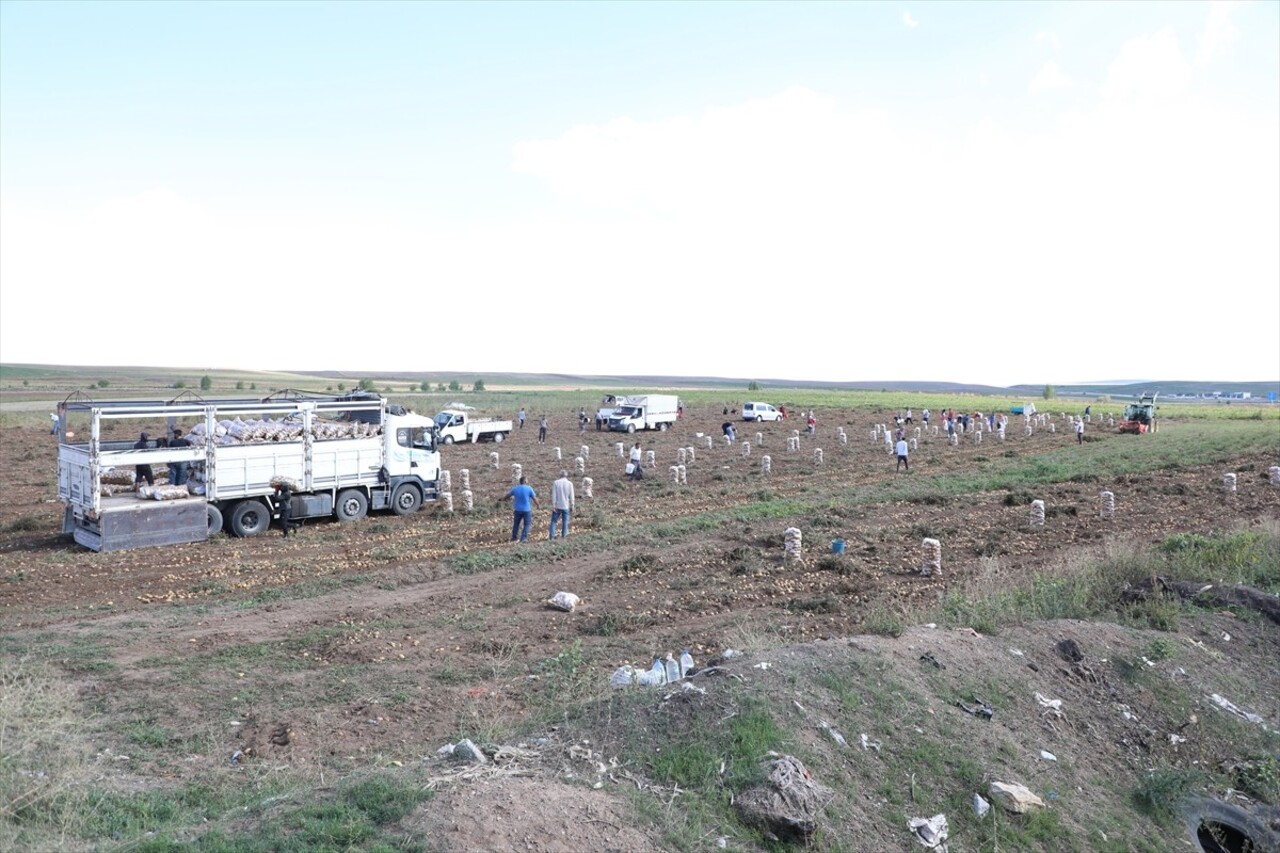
[1029,61,1072,93]
[1035,30,1061,51]
[1196,0,1241,69]
[1100,26,1192,102]
[901,10,919,29]
[2,24,1276,386]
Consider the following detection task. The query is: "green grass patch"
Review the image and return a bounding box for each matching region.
[124,773,432,852]
[1133,766,1209,824]
[124,720,172,748]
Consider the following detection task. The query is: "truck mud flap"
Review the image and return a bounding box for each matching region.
[73,500,209,552]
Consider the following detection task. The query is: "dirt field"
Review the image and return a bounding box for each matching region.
[2,403,1279,850]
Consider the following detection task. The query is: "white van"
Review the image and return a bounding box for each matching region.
[742,402,783,422]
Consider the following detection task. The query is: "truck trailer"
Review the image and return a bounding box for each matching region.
[56,391,441,552]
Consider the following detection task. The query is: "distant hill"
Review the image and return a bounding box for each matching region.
[1,364,1275,400]
[298,371,1278,399]
[1009,380,1280,399]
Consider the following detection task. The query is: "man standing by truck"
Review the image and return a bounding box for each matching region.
[502,476,538,543]
[276,484,301,537]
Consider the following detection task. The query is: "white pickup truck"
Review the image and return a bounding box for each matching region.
[433,410,513,444]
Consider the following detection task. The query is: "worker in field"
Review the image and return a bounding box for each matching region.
[134,432,155,487]
[169,428,191,486]
[628,442,644,480]
[501,476,538,542]
[538,415,548,443]
[549,470,575,540]
[1076,418,1085,445]
[518,408,526,430]
[896,437,910,473]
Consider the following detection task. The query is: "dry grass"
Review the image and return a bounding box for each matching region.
[0,657,99,849]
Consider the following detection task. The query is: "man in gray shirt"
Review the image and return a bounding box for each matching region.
[549,470,575,540]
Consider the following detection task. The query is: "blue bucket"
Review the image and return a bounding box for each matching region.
[831,539,846,555]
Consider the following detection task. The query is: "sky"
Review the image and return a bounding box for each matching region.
[1,1,1277,387]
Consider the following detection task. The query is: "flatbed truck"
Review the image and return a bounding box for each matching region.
[56,391,441,552]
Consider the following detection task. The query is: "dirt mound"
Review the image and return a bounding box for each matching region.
[407,776,662,853]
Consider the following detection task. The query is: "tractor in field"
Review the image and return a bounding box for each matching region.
[1119,393,1159,434]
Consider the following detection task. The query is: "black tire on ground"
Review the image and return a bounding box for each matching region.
[229,500,270,537]
[756,416,763,422]
[443,435,454,445]
[391,483,422,516]
[1182,796,1280,853]
[207,504,224,536]
[493,432,505,443]
[627,424,636,433]
[658,422,668,431]
[335,488,369,522]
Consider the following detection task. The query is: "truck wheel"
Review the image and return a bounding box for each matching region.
[335,488,368,522]
[658,422,668,432]
[442,435,454,445]
[229,500,269,537]
[391,484,422,516]
[493,432,505,443]
[207,504,224,536]
[627,424,636,434]
[756,416,763,422]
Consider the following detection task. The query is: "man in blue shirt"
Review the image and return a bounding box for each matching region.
[502,477,539,542]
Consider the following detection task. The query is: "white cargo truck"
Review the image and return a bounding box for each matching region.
[432,410,513,444]
[607,394,681,433]
[57,392,442,552]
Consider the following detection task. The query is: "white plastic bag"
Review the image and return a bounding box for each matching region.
[609,665,637,688]
[547,591,581,612]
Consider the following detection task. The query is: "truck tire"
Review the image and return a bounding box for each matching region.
[391,483,422,516]
[442,435,454,445]
[229,500,269,538]
[755,416,763,422]
[207,504,224,536]
[658,422,668,432]
[493,432,505,443]
[335,488,368,522]
[627,424,636,433]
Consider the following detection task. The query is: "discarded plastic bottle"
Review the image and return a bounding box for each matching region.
[665,653,680,683]
[649,658,667,686]
[680,649,695,679]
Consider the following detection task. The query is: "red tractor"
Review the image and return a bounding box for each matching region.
[1119,393,1158,434]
